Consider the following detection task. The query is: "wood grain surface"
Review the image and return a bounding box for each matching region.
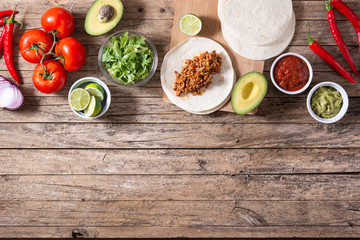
[1,0,360,238]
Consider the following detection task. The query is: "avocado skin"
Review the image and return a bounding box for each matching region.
[231,72,267,115]
[85,0,123,36]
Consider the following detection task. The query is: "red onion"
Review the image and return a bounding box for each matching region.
[0,75,23,110]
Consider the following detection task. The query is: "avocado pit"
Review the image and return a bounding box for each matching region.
[97,4,114,23]
[241,82,255,100]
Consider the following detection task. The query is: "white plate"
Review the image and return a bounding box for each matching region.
[161,37,235,113]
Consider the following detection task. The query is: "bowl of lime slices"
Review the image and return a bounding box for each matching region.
[68,77,111,120]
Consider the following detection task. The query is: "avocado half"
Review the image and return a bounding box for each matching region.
[85,0,124,36]
[231,72,267,115]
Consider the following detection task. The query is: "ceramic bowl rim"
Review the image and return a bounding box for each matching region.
[68,77,111,120]
[306,81,349,124]
[270,52,313,95]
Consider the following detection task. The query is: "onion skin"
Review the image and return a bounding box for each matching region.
[0,75,24,110]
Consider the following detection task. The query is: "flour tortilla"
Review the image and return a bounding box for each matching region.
[221,11,296,60]
[161,37,235,113]
[218,0,293,46]
[187,72,235,115]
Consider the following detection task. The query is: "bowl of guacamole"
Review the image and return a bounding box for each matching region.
[307,82,349,124]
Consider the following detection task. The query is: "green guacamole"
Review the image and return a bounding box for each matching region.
[311,86,343,119]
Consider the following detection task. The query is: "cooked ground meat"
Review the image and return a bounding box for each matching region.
[173,50,222,97]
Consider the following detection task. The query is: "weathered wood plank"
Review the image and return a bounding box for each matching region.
[264,71,358,97]
[5,70,162,98]
[1,149,359,175]
[293,0,360,20]
[1,123,360,149]
[5,70,358,100]
[0,175,358,201]
[2,46,357,79]
[0,45,169,72]
[2,19,357,65]
[3,0,174,20]
[1,96,360,124]
[293,19,360,46]
[12,19,172,47]
[0,200,359,227]
[0,226,359,238]
[5,0,360,22]
[9,19,360,47]
[265,46,360,73]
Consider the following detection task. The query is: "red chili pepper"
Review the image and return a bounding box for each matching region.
[307,23,356,84]
[0,15,14,52]
[4,11,21,84]
[0,10,18,18]
[0,11,19,26]
[0,18,7,25]
[330,0,360,52]
[0,28,5,53]
[326,2,357,75]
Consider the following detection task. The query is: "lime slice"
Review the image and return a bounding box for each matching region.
[85,83,105,102]
[69,88,91,111]
[180,14,202,36]
[84,95,102,117]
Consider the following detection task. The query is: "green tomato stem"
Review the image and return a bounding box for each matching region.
[40,30,60,80]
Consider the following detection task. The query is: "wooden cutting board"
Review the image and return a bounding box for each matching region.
[163,0,265,114]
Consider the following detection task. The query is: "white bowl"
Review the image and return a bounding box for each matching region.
[68,77,111,120]
[306,81,349,124]
[270,53,313,95]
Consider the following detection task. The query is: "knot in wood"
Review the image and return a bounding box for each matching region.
[72,229,88,238]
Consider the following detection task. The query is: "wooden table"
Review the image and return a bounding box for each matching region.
[1,0,360,238]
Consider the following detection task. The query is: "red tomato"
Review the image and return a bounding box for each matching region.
[55,37,86,72]
[33,60,67,94]
[19,29,53,64]
[41,7,74,38]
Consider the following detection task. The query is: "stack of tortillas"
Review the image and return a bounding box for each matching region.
[218,0,296,60]
[161,37,235,114]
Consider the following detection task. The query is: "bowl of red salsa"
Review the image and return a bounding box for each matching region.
[270,53,313,94]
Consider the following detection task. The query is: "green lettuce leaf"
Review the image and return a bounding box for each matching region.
[102,32,154,84]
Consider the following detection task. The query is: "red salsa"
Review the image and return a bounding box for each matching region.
[273,55,310,91]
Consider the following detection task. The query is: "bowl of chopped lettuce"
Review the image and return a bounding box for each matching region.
[98,30,158,87]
